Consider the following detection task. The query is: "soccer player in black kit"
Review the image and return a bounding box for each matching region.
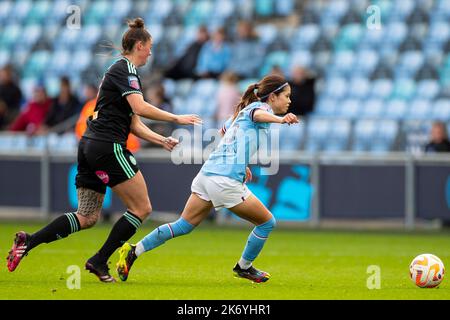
[6,18,202,282]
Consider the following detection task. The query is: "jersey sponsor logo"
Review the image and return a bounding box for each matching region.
[128,76,140,90]
[95,170,110,184]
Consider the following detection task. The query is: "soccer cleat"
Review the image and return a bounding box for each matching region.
[85,258,116,283]
[116,243,137,281]
[233,263,271,283]
[6,231,30,272]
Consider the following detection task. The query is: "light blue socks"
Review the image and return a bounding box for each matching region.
[136,217,194,256]
[239,217,276,268]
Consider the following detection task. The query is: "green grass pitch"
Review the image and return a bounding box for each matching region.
[0,221,449,300]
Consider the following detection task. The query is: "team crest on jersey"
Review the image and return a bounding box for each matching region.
[128,76,140,90]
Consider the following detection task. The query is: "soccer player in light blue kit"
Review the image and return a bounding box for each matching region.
[117,75,299,283]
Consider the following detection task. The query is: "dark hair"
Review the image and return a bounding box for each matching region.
[121,18,152,55]
[232,75,288,121]
[60,76,70,86]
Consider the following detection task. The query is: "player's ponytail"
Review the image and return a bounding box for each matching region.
[122,18,152,55]
[232,83,259,121]
[232,75,288,121]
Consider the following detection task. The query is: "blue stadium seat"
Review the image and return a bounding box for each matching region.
[347,77,370,99]
[370,79,393,99]
[254,0,274,17]
[259,50,290,77]
[71,50,93,74]
[254,24,279,48]
[384,22,408,48]
[322,77,347,100]
[314,97,336,117]
[324,119,350,152]
[406,99,433,120]
[190,79,218,100]
[415,79,440,100]
[184,0,214,26]
[305,118,331,152]
[327,51,354,77]
[0,24,22,50]
[276,123,304,151]
[0,133,28,151]
[313,51,331,73]
[353,49,379,76]
[83,0,109,25]
[25,0,51,24]
[428,21,450,44]
[22,24,42,50]
[175,79,194,98]
[395,51,424,78]
[0,1,13,25]
[352,119,377,152]
[432,99,450,121]
[0,50,10,67]
[173,25,198,57]
[388,0,415,21]
[337,99,360,119]
[162,78,176,99]
[111,0,132,20]
[22,50,51,78]
[238,78,258,93]
[371,119,398,152]
[391,78,416,100]
[289,50,313,69]
[291,24,320,50]
[275,0,294,16]
[333,23,363,51]
[384,99,408,119]
[360,99,384,119]
[8,0,32,24]
[146,24,164,45]
[48,50,71,76]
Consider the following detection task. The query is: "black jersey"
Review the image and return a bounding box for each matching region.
[83,57,143,144]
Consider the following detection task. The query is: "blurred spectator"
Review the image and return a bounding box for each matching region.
[269,65,285,77]
[196,27,231,79]
[144,83,174,141]
[288,66,316,116]
[9,84,51,135]
[75,84,140,153]
[424,121,450,153]
[165,26,209,80]
[228,21,265,79]
[40,77,81,133]
[215,71,241,124]
[80,83,98,106]
[0,65,23,129]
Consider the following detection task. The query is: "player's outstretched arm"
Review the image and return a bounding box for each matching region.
[253,110,299,125]
[127,94,202,125]
[130,115,179,151]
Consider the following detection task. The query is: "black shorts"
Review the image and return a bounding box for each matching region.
[75,137,139,194]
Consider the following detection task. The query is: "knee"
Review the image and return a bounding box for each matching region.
[78,213,99,229]
[131,203,152,220]
[258,216,276,233]
[269,216,277,229]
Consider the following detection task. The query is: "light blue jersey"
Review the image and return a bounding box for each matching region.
[201,101,273,182]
